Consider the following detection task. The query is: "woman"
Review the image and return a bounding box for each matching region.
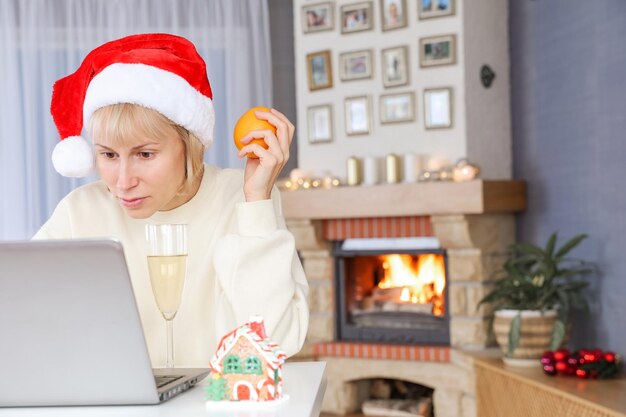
[34,33,309,367]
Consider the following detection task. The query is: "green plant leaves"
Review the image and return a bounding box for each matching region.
[479,232,596,349]
[550,319,566,350]
[507,313,522,357]
[545,232,557,257]
[554,234,588,259]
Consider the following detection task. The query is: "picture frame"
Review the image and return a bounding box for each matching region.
[381,45,409,88]
[419,34,456,68]
[302,2,334,33]
[339,49,373,81]
[344,95,372,135]
[306,50,333,91]
[340,2,374,34]
[424,87,452,129]
[307,104,334,143]
[380,92,415,124]
[418,0,454,20]
[380,0,407,31]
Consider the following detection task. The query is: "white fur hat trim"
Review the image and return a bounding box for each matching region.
[83,63,215,147]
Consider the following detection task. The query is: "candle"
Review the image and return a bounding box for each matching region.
[346,156,362,186]
[403,153,418,183]
[363,156,379,185]
[385,154,400,183]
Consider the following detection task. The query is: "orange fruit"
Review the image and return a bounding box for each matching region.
[233,106,276,159]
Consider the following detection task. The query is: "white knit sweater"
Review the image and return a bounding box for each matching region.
[34,164,309,367]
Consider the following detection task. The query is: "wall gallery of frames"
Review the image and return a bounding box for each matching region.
[293,0,513,181]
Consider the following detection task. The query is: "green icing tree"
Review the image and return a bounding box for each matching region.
[204,376,229,401]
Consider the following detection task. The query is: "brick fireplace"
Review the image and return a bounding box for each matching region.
[282,180,526,417]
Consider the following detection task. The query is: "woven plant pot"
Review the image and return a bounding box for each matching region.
[493,309,558,367]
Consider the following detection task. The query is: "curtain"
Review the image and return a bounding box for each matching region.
[0,0,273,240]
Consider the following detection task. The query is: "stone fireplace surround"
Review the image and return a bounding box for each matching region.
[282,180,526,417]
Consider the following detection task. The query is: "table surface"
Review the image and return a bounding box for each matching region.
[474,356,626,415]
[0,361,327,417]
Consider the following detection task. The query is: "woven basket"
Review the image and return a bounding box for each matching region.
[493,309,558,365]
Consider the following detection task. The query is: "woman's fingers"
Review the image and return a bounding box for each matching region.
[239,143,278,164]
[254,109,293,155]
[270,108,295,138]
[238,144,279,165]
[238,129,283,162]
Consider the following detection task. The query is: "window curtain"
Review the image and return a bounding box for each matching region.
[0,0,273,239]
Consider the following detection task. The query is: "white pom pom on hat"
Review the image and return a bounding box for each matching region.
[51,136,94,177]
[50,33,215,178]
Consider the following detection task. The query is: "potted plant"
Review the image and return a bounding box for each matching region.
[478,232,595,366]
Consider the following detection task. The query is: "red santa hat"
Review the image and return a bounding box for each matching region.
[50,33,214,177]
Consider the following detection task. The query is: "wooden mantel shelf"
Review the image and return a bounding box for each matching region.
[280,180,526,220]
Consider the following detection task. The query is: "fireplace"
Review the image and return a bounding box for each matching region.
[281,180,526,417]
[334,240,450,345]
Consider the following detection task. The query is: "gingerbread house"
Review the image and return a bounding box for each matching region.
[205,317,287,401]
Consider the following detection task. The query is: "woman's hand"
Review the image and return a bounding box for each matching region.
[237,108,295,202]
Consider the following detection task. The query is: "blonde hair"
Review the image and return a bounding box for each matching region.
[89,103,205,191]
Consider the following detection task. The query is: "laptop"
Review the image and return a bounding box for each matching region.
[0,238,210,407]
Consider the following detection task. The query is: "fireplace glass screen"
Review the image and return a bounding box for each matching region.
[334,242,450,345]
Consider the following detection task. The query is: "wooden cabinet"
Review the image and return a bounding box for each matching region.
[474,356,626,417]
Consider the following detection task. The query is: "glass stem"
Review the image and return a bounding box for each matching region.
[166,319,174,368]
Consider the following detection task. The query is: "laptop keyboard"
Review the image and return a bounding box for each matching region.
[155,375,183,388]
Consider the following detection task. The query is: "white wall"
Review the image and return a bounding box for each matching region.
[293,0,511,180]
[463,0,511,179]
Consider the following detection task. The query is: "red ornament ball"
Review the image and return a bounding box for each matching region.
[583,352,598,363]
[554,349,569,362]
[543,364,557,376]
[555,361,569,373]
[541,355,554,366]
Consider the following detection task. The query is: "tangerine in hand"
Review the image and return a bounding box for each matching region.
[233,106,276,159]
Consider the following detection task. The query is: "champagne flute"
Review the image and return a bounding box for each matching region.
[145,223,188,368]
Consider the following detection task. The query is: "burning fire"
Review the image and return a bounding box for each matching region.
[378,254,446,316]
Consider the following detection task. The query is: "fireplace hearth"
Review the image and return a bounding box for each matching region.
[334,241,450,345]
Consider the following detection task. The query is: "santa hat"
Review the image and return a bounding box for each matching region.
[50,33,214,177]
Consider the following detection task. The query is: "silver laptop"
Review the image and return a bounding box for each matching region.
[0,238,209,407]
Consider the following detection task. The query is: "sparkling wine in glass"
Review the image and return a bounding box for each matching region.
[145,223,188,368]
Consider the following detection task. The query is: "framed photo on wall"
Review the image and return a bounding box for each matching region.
[339,49,373,81]
[419,34,456,68]
[306,50,333,91]
[380,0,407,31]
[345,95,372,135]
[381,46,409,87]
[418,0,454,20]
[302,2,334,33]
[380,92,415,124]
[307,104,334,143]
[340,2,373,34]
[424,87,452,129]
